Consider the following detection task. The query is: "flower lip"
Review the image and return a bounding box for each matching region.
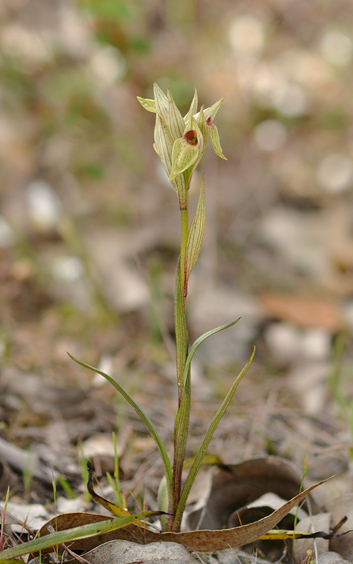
[183,129,198,145]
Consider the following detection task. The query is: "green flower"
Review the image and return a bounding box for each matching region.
[137,84,226,205]
[169,116,204,181]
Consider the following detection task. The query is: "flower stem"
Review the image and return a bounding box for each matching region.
[179,205,189,303]
[170,188,190,531]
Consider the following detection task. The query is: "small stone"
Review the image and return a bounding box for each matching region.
[83,540,197,564]
[318,552,352,564]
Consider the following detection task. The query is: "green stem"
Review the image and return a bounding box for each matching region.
[172,365,191,529]
[177,180,189,403]
[171,181,190,531]
[172,348,256,531]
[180,206,189,302]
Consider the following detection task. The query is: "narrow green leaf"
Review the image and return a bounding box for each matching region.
[184,177,205,286]
[137,97,157,113]
[183,318,241,387]
[0,511,161,560]
[67,354,173,506]
[173,346,256,530]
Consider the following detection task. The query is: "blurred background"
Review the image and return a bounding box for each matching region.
[1,0,353,500]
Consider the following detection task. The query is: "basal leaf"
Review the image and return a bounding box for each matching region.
[68,354,173,505]
[183,318,241,387]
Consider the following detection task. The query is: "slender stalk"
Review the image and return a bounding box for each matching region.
[179,207,189,302]
[171,189,190,530]
[172,347,256,531]
[172,369,191,529]
[176,183,189,406]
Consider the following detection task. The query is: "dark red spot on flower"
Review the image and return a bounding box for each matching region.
[206,117,213,126]
[183,130,198,145]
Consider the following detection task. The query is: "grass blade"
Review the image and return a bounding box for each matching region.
[68,354,173,506]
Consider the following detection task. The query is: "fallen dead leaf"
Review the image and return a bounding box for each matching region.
[187,457,319,531]
[259,292,340,331]
[31,476,330,554]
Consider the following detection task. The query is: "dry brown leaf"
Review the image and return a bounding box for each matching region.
[35,477,330,553]
[187,457,319,531]
[259,292,340,331]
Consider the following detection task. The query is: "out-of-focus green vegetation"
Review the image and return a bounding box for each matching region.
[1,0,353,373]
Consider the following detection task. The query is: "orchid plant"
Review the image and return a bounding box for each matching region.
[71,84,254,532]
